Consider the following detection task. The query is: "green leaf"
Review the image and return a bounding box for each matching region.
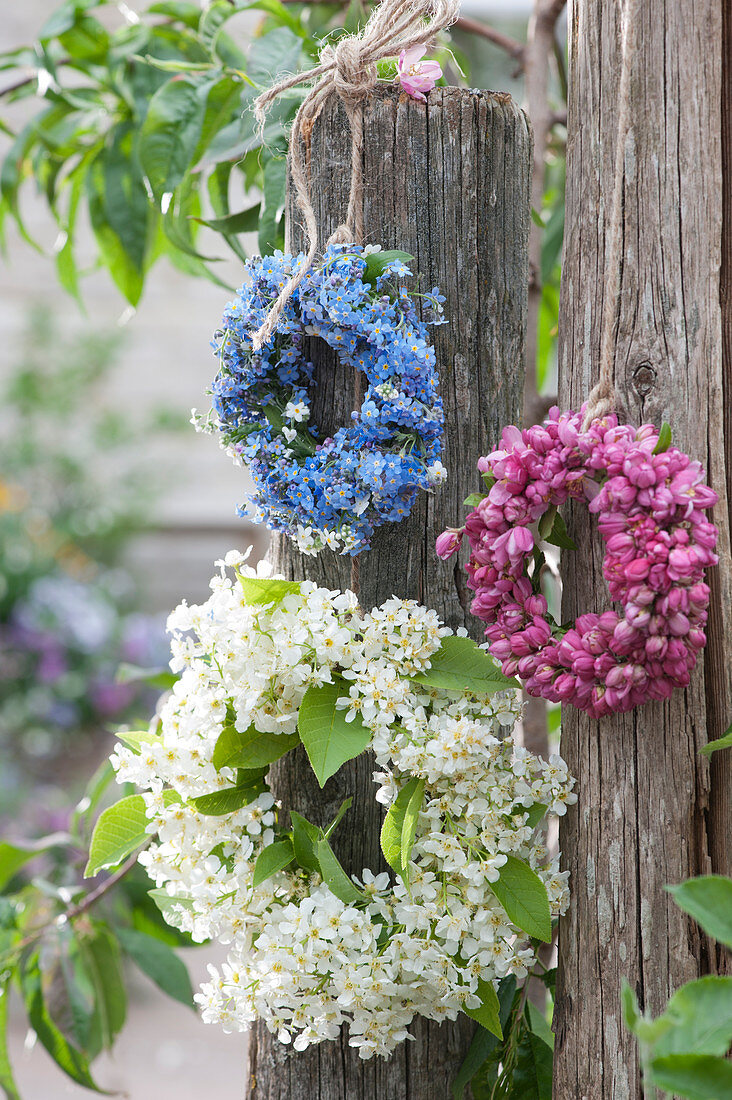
[115,663,177,690]
[544,511,577,551]
[212,724,299,771]
[0,981,20,1100]
[452,977,517,1099]
[247,26,304,87]
[0,835,66,891]
[245,0,305,36]
[653,422,673,454]
[381,777,423,877]
[139,78,213,198]
[135,54,215,73]
[55,160,86,302]
[257,153,287,255]
[323,797,352,840]
[464,979,503,1039]
[362,249,414,285]
[58,15,109,61]
[148,0,202,26]
[148,888,197,929]
[652,976,732,1059]
[524,803,547,830]
[512,1025,553,1099]
[237,575,301,606]
[117,927,194,1009]
[537,505,557,541]
[650,1053,732,1099]
[412,635,520,694]
[21,952,104,1092]
[194,205,260,235]
[315,838,362,903]
[400,777,425,873]
[539,197,565,286]
[85,792,179,878]
[526,1001,555,1052]
[621,980,640,1033]
[491,855,552,942]
[86,124,152,305]
[463,492,486,508]
[40,926,95,1052]
[700,722,732,756]
[666,875,732,948]
[199,1,236,53]
[77,926,127,1056]
[190,780,265,816]
[298,679,371,788]
[253,838,295,886]
[290,811,320,873]
[115,729,161,755]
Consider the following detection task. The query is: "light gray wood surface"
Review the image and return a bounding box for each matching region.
[554,1,732,1095]
[248,85,531,1099]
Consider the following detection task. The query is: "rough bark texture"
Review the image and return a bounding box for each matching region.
[247,85,531,1100]
[554,1,732,1097]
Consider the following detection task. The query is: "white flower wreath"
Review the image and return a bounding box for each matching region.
[107,552,576,1059]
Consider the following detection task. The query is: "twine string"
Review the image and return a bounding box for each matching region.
[582,0,639,429]
[251,0,460,351]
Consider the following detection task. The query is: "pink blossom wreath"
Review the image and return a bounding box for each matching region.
[437,408,719,719]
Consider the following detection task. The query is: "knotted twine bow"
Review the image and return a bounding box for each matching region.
[582,0,639,429]
[251,0,460,351]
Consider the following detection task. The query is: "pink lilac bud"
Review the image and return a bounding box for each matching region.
[435,528,463,560]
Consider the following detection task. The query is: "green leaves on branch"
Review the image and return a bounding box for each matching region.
[298,679,371,787]
[0,0,331,303]
[412,635,520,694]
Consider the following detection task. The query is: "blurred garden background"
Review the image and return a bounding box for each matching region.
[0,0,553,1094]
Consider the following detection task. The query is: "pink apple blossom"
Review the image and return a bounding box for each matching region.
[397,46,442,102]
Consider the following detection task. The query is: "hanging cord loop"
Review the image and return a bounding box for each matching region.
[251,0,460,351]
[582,0,639,429]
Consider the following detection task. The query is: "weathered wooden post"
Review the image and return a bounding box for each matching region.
[247,85,531,1099]
[554,0,732,1095]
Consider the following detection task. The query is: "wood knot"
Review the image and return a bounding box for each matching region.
[631,362,657,398]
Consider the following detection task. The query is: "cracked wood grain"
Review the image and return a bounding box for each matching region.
[553,2,732,1096]
[247,85,531,1100]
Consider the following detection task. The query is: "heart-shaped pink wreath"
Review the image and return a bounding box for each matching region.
[438,408,719,719]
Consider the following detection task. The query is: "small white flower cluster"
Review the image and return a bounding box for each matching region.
[111,554,576,1059]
